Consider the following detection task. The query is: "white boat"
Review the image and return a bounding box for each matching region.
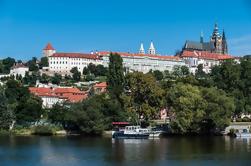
[112,126,150,139]
[235,129,251,138]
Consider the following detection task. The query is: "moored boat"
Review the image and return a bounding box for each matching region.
[112,126,150,139]
[235,129,251,138]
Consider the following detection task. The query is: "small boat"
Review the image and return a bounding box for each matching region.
[112,126,150,139]
[235,129,251,138]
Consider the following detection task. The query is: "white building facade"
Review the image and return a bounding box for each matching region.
[10,64,29,78]
[180,50,234,74]
[99,52,185,73]
[44,43,186,75]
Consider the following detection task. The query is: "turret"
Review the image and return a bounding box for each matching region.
[139,43,145,54]
[43,43,56,57]
[148,41,156,55]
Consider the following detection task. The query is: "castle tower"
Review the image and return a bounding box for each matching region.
[43,43,56,57]
[210,23,223,54]
[148,41,156,55]
[200,31,204,43]
[139,43,145,54]
[222,30,228,54]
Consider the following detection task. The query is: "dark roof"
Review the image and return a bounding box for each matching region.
[184,41,215,51]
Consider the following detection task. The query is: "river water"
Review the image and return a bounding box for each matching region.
[0,136,250,166]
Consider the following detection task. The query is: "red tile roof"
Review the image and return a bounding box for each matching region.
[29,87,88,103]
[98,51,181,61]
[180,50,234,60]
[54,87,81,94]
[93,82,107,88]
[43,43,55,50]
[50,53,100,60]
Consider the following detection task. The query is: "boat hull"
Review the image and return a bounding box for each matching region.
[112,131,149,139]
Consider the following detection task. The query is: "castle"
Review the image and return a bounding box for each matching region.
[182,23,228,54]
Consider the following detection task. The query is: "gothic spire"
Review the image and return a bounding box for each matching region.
[200,31,204,43]
[212,23,220,38]
[222,29,226,40]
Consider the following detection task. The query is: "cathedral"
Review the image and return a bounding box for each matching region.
[182,23,228,54]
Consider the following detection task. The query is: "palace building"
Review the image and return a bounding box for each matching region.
[45,42,186,75]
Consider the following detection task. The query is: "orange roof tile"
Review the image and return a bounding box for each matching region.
[43,43,55,50]
[180,50,234,60]
[50,53,100,60]
[94,82,107,88]
[54,87,81,94]
[98,51,181,61]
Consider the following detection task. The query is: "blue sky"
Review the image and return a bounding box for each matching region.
[0,0,251,60]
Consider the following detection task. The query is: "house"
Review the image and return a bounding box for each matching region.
[92,82,107,94]
[29,87,88,108]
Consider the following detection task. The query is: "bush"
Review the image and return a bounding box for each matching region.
[32,125,54,136]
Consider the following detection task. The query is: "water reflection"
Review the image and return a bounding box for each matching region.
[0,136,251,166]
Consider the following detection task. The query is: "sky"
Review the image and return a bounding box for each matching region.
[0,0,251,60]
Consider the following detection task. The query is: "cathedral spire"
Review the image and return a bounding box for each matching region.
[148,41,156,55]
[200,31,204,43]
[222,29,226,40]
[212,22,220,37]
[139,43,145,54]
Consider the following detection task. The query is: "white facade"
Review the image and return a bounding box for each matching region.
[49,54,103,75]
[40,95,65,108]
[10,66,29,77]
[101,53,186,73]
[182,57,219,74]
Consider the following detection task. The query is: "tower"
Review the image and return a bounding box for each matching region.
[222,30,228,54]
[43,43,56,57]
[139,43,145,54]
[148,41,156,55]
[200,31,204,43]
[210,23,223,54]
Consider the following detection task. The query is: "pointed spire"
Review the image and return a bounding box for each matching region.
[222,29,226,40]
[43,43,55,50]
[139,43,145,54]
[212,22,220,37]
[200,31,204,43]
[148,41,156,55]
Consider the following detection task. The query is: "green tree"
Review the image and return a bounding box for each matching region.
[39,57,49,69]
[0,87,14,130]
[0,57,16,74]
[107,53,125,99]
[15,95,43,124]
[195,64,206,79]
[166,83,206,133]
[70,67,81,82]
[124,72,164,120]
[200,87,235,132]
[153,70,164,81]
[51,73,62,85]
[27,57,39,72]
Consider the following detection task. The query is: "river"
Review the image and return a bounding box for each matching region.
[0,136,250,166]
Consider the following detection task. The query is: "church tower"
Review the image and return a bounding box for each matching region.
[210,23,223,54]
[148,41,156,55]
[43,43,56,57]
[139,43,145,54]
[222,30,228,54]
